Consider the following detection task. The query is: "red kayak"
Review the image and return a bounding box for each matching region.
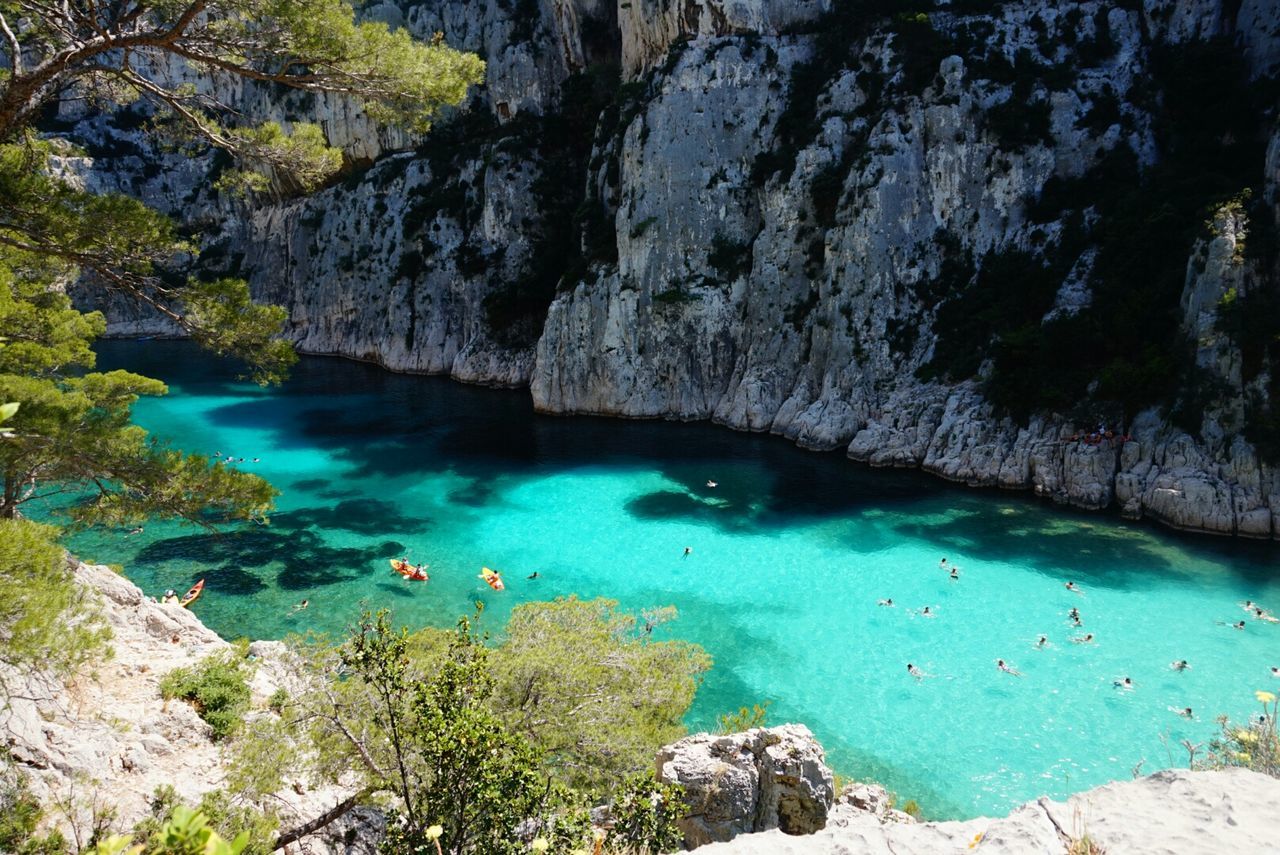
[390,558,429,582]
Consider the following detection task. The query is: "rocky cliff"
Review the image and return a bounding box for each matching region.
[0,563,373,855]
[59,0,1280,538]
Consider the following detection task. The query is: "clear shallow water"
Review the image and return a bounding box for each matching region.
[62,342,1280,819]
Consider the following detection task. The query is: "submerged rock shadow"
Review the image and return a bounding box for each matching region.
[135,527,407,592]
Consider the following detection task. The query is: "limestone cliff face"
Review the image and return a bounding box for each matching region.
[65,0,1280,537]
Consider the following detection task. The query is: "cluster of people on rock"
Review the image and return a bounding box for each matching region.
[1067,423,1133,447]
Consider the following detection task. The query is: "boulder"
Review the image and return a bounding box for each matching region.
[655,725,835,848]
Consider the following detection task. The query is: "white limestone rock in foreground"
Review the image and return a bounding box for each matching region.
[691,767,1280,854]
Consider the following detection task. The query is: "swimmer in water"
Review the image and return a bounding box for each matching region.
[877,598,894,607]
[997,659,1023,676]
[1170,706,1193,718]
[1272,666,1279,678]
[290,599,309,614]
[1071,633,1095,644]
[528,571,539,580]
[252,457,260,463]
[1255,608,1280,623]
[949,567,959,580]
[1235,621,1247,630]
[1242,600,1256,612]
[1065,581,1081,594]
[683,547,692,558]
[1170,660,1190,671]
[1114,677,1134,690]
[1036,635,1048,648]
[907,663,926,680]
[939,558,948,569]
[920,606,936,618]
[706,480,718,488]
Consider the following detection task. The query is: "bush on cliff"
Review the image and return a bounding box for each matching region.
[227,603,701,853]
[0,519,110,697]
[159,651,253,741]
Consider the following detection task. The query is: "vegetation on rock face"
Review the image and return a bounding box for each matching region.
[215,602,702,853]
[0,519,110,696]
[919,37,1279,432]
[159,650,254,740]
[1202,691,1280,779]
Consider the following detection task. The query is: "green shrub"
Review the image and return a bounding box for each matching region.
[716,701,771,734]
[707,236,753,281]
[1201,692,1279,778]
[160,652,252,740]
[607,774,685,853]
[0,767,67,855]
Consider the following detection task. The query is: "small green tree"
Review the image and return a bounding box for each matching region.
[0,518,110,700]
[490,597,712,794]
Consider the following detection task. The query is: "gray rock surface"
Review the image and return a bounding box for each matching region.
[656,725,836,848]
[691,767,1280,854]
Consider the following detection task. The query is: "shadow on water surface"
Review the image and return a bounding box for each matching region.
[273,499,430,536]
[136,527,406,591]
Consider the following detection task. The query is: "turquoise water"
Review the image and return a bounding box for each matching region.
[64,342,1280,819]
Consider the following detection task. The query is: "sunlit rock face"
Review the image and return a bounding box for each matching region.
[66,0,1280,537]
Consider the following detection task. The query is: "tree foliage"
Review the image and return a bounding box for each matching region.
[491,596,712,794]
[0,0,483,382]
[248,602,703,853]
[0,258,277,523]
[0,518,110,694]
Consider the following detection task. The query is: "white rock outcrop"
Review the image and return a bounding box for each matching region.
[693,767,1280,854]
[656,725,837,848]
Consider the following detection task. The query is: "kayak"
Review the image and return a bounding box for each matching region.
[479,567,505,591]
[390,558,429,581]
[180,579,204,608]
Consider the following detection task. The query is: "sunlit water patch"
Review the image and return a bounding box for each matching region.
[59,342,1280,819]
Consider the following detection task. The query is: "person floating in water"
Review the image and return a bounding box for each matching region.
[1065,581,1081,594]
[127,526,144,536]
[1272,666,1279,678]
[1233,620,1247,630]
[1254,608,1279,623]
[290,599,309,614]
[878,598,894,607]
[527,571,540,580]
[949,567,959,581]
[997,659,1023,676]
[706,480,718,488]
[1071,633,1095,644]
[683,547,692,558]
[920,606,936,618]
[939,558,948,569]
[1036,635,1048,648]
[1114,676,1134,690]
[252,457,261,463]
[1170,706,1193,718]
[907,663,926,680]
[1241,600,1257,613]
[1170,660,1190,671]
